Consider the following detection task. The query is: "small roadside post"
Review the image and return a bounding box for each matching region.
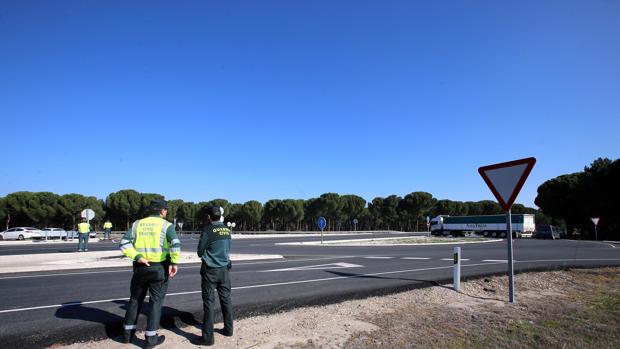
[353,218,358,232]
[591,217,600,241]
[317,217,327,244]
[453,246,461,292]
[479,157,536,303]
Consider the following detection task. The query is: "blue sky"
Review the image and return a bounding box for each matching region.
[1,1,619,208]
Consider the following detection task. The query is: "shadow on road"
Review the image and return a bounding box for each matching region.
[324,270,451,289]
[53,300,201,345]
[160,305,202,342]
[54,301,127,344]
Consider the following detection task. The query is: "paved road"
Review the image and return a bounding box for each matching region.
[0,232,422,256]
[0,236,618,347]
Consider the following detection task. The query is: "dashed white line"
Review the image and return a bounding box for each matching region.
[364,256,394,259]
[441,258,470,261]
[401,257,431,260]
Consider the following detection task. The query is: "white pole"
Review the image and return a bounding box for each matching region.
[453,246,461,292]
[507,209,515,303]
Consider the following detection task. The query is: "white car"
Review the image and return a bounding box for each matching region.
[37,228,78,240]
[0,227,43,240]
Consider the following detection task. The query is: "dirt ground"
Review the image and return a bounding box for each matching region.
[55,267,620,349]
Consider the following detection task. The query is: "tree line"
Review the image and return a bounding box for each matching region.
[0,189,543,233]
[0,156,615,238]
[535,157,619,240]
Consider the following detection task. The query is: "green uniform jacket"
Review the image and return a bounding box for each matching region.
[197,222,231,268]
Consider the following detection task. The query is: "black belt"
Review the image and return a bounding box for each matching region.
[133,261,166,266]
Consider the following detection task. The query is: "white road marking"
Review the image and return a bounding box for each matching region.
[364,256,393,259]
[401,257,431,260]
[259,262,363,272]
[441,258,470,261]
[0,269,132,280]
[482,259,508,262]
[2,258,619,314]
[0,256,360,280]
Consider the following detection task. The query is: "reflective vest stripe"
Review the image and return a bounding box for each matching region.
[131,221,138,240]
[136,247,168,253]
[159,223,167,248]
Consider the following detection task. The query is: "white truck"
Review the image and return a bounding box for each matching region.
[430,214,535,238]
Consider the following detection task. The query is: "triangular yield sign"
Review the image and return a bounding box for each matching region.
[478,157,536,211]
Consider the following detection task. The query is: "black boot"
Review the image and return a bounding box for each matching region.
[121,330,135,343]
[192,335,214,346]
[144,334,165,349]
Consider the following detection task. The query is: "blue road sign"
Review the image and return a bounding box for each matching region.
[317,217,327,231]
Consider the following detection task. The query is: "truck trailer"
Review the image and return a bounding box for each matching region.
[430,214,535,238]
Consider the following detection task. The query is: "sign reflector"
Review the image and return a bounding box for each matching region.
[478,157,536,211]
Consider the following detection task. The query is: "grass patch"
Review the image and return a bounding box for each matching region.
[344,268,620,349]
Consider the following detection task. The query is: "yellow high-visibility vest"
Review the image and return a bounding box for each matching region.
[103,222,113,229]
[131,217,173,262]
[78,222,90,233]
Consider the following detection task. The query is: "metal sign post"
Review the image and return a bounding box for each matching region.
[591,217,600,241]
[352,218,358,232]
[479,157,536,303]
[317,217,327,244]
[506,209,515,302]
[453,247,461,292]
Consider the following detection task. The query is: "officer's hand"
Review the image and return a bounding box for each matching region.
[168,265,178,278]
[137,257,150,266]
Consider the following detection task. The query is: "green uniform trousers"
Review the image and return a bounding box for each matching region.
[201,262,233,340]
[123,262,169,334]
[77,233,89,251]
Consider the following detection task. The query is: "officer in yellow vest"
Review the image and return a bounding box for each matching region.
[77,218,91,252]
[119,199,181,349]
[103,220,113,240]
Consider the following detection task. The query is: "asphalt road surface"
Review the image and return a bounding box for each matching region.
[0,235,618,347]
[0,232,422,256]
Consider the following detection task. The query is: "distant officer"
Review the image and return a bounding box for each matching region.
[196,206,233,346]
[77,218,91,252]
[119,199,181,349]
[103,220,113,240]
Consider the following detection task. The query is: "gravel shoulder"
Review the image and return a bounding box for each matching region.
[53,267,620,349]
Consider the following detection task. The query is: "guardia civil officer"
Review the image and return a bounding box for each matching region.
[119,199,181,349]
[77,217,91,252]
[196,206,233,346]
[103,220,113,240]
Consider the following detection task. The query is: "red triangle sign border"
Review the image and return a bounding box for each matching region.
[478,157,536,211]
